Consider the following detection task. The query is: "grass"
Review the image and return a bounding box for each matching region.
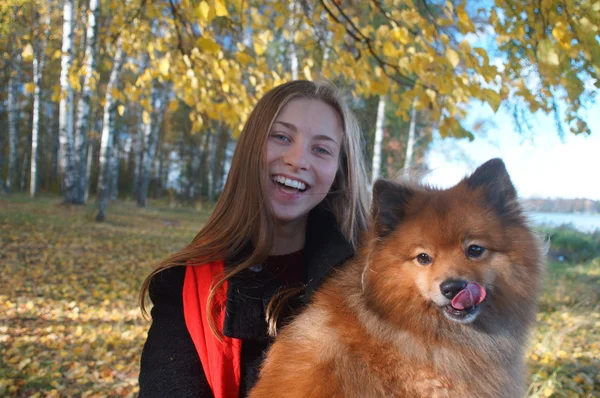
[0,194,599,397]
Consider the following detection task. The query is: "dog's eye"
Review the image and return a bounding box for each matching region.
[416,253,432,265]
[467,245,485,258]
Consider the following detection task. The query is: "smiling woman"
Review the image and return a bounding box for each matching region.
[138,80,370,398]
[266,98,344,253]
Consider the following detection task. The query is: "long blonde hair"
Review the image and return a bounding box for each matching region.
[139,80,370,338]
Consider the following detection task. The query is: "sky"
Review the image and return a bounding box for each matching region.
[424,100,600,200]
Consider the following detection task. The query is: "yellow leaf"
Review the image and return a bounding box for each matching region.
[275,15,286,29]
[303,65,312,80]
[197,37,220,54]
[482,89,501,112]
[168,99,178,112]
[446,48,460,68]
[214,0,228,17]
[142,111,151,125]
[383,42,397,58]
[392,27,409,45]
[53,50,62,60]
[254,41,266,56]
[22,44,34,62]
[537,38,560,66]
[159,58,170,77]
[196,1,210,21]
[24,82,35,94]
[117,105,125,116]
[552,21,571,49]
[236,52,253,65]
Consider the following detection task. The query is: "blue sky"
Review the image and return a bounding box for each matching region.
[424,100,600,200]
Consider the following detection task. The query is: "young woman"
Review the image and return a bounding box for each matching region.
[138,80,370,397]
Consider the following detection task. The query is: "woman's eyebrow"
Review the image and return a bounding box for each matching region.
[272,121,296,130]
[273,121,339,146]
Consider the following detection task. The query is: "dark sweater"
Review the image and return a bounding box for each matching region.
[138,205,355,398]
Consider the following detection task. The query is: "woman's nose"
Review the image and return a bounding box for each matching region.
[283,142,310,170]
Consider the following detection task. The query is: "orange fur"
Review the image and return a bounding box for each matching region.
[250,159,545,398]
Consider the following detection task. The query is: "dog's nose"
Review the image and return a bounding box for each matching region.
[440,279,468,299]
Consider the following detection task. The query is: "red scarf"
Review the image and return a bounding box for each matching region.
[183,260,242,398]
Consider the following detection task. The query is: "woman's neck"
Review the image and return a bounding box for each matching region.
[270,217,308,255]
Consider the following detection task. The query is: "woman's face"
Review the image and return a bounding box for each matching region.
[265,98,343,227]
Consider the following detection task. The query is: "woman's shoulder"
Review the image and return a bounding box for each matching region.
[148,266,187,305]
[148,260,226,305]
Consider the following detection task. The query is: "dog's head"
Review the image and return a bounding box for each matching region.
[362,159,544,330]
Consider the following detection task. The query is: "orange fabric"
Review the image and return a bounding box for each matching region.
[183,261,242,398]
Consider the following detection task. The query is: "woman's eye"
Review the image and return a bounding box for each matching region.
[271,133,289,142]
[314,147,332,156]
[416,253,432,266]
[466,245,485,258]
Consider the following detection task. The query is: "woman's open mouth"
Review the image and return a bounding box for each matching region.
[271,175,309,193]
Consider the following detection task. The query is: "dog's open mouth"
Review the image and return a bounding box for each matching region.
[442,282,487,324]
[443,304,482,323]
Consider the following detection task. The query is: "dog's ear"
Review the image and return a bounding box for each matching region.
[467,158,518,216]
[372,179,413,238]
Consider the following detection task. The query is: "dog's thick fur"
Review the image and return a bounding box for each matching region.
[249,159,545,398]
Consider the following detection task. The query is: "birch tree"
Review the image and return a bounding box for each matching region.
[30,8,51,197]
[96,40,124,222]
[6,53,20,193]
[370,95,386,184]
[404,103,418,168]
[58,0,76,203]
[74,0,99,203]
[137,83,167,207]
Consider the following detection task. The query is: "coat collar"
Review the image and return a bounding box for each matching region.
[223,204,354,341]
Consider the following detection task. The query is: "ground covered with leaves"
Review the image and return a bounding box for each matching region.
[1,196,599,397]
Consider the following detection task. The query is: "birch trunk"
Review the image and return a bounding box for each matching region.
[58,0,77,203]
[30,11,50,197]
[110,131,120,200]
[404,103,418,168]
[137,84,167,207]
[133,120,144,201]
[288,1,299,80]
[371,95,386,184]
[74,0,99,203]
[207,130,217,204]
[84,138,95,202]
[96,40,124,222]
[6,53,21,193]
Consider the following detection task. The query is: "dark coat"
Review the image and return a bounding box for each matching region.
[138,205,355,397]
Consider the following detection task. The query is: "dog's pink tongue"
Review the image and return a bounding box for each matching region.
[451,283,486,310]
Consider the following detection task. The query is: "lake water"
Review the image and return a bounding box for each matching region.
[527,212,600,233]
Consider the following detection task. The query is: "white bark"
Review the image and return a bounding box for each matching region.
[6,53,21,192]
[288,1,299,80]
[84,138,94,202]
[30,11,51,197]
[96,40,125,221]
[371,95,386,184]
[110,131,120,200]
[137,84,167,207]
[74,0,100,203]
[133,118,144,200]
[405,103,418,168]
[207,129,217,203]
[58,0,76,202]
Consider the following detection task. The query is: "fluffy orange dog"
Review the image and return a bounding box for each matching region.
[250,159,545,398]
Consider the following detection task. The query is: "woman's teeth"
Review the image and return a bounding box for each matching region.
[273,175,306,191]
